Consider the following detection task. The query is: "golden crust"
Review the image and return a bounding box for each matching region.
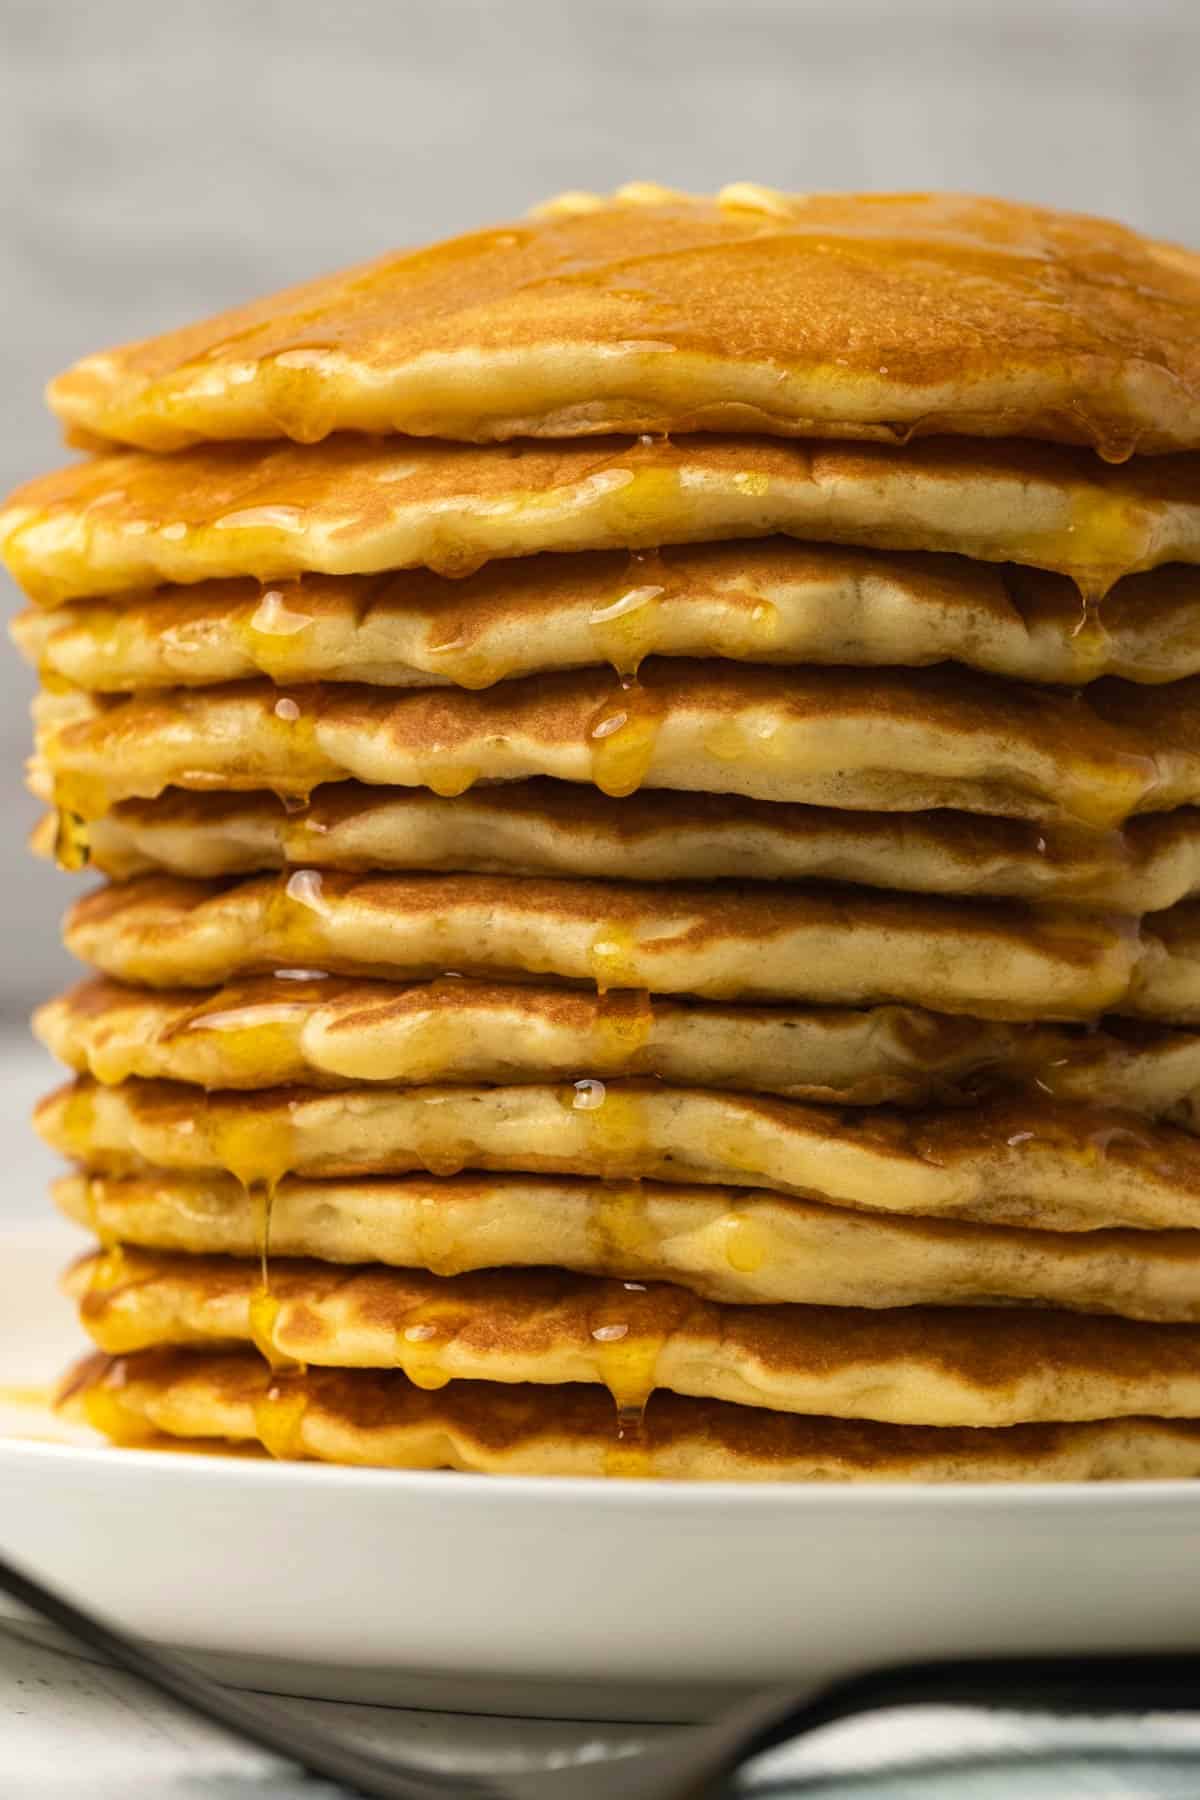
[47,782,1200,917]
[38,1075,1200,1231]
[17,546,1200,692]
[44,189,1200,456]
[31,661,1184,827]
[59,871,1141,1019]
[34,974,1036,1101]
[6,434,1200,607]
[63,1248,1200,1427]
[61,1348,1200,1480]
[54,1166,1200,1323]
[33,974,1200,1121]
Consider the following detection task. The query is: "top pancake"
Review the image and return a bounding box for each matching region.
[44,187,1200,456]
[6,434,1200,607]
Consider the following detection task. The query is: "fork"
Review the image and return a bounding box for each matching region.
[3,1548,1199,1799]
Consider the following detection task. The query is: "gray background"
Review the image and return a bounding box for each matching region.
[3,0,1200,1017]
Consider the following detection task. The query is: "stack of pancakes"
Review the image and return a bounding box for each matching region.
[9,184,1200,1480]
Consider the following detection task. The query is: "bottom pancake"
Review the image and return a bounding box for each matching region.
[65,1249,1200,1427]
[61,1349,1200,1482]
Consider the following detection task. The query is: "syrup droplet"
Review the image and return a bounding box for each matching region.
[572,1078,607,1111]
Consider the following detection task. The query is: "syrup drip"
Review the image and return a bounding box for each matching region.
[53,807,91,872]
[414,762,481,798]
[82,1384,151,1446]
[588,924,641,993]
[84,1176,119,1250]
[239,586,315,680]
[587,678,665,797]
[205,1097,299,1374]
[254,1372,309,1460]
[396,1305,457,1390]
[592,989,655,1068]
[53,769,110,827]
[264,867,331,965]
[587,549,671,678]
[723,1210,770,1275]
[589,1292,662,1480]
[423,623,512,690]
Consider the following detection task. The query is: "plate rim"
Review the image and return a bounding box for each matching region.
[5,1430,1200,1515]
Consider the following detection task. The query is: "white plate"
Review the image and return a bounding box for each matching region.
[3,1228,1200,1721]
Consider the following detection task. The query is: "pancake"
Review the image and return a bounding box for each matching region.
[6,434,1200,609]
[60,872,1139,1019]
[55,1168,1200,1323]
[38,1077,1200,1231]
[44,187,1200,456]
[46,782,1200,917]
[1131,900,1200,1028]
[32,662,1176,826]
[63,1249,1200,1427]
[18,547,1200,692]
[35,975,1035,1101]
[61,1349,1200,1480]
[34,975,1200,1121]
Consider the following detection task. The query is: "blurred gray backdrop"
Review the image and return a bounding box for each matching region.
[3,0,1199,1017]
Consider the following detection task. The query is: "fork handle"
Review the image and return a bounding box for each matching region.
[745,1652,1200,1761]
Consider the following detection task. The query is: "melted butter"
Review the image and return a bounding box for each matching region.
[254,1374,309,1459]
[588,924,642,993]
[414,762,481,798]
[587,680,665,797]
